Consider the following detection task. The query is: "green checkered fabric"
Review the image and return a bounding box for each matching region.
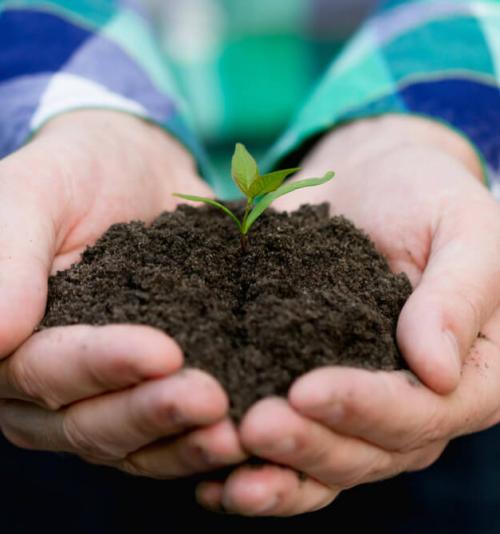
[2,0,500,198]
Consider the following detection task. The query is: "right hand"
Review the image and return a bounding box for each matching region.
[0,110,246,477]
[196,115,500,515]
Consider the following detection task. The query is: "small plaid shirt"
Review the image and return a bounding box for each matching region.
[1,0,500,199]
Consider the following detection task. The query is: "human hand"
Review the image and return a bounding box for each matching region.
[196,115,500,514]
[0,110,245,477]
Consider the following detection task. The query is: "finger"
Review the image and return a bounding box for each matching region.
[119,418,247,479]
[289,359,500,453]
[196,482,225,512]
[240,397,397,489]
[202,464,337,516]
[398,189,500,394]
[0,369,228,459]
[290,368,447,451]
[51,249,86,273]
[0,325,183,408]
[0,164,56,358]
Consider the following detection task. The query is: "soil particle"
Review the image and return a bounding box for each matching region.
[41,203,412,420]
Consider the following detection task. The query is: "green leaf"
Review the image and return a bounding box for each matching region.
[248,167,300,198]
[242,171,335,234]
[173,193,242,232]
[231,143,258,196]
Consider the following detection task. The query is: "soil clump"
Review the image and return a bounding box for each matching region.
[41,203,411,420]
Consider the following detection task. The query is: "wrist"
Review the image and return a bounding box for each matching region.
[303,114,483,182]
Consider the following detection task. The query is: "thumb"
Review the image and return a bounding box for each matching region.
[397,205,500,395]
[0,162,55,358]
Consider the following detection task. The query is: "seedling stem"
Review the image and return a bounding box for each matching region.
[174,143,334,253]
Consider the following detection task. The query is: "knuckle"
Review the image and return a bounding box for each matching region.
[360,452,403,485]
[402,407,444,451]
[323,452,369,488]
[62,415,97,455]
[419,411,445,445]
[309,450,341,482]
[62,413,118,460]
[8,357,62,410]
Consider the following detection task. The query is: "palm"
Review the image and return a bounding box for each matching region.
[50,163,180,273]
[42,126,211,273]
[275,158,444,287]
[0,113,246,484]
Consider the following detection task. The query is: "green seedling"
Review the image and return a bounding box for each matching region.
[174,143,334,252]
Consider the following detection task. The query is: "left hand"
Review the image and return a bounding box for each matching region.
[196,115,500,515]
[0,110,246,479]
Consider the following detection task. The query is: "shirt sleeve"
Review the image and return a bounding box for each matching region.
[264,0,500,193]
[0,0,208,175]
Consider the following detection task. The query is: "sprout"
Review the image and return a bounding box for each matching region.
[174,143,334,252]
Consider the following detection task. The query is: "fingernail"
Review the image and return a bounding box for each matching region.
[443,330,461,373]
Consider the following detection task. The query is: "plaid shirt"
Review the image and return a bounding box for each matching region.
[1,0,499,199]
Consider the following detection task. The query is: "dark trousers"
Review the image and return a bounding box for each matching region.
[3,425,500,533]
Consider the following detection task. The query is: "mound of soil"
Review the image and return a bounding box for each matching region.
[41,203,412,419]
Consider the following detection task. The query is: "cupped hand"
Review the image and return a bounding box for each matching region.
[196,115,500,514]
[277,114,500,396]
[0,110,245,477]
[198,315,500,515]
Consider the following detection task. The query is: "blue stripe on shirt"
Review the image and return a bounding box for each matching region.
[338,77,500,181]
[0,9,91,81]
[63,33,176,124]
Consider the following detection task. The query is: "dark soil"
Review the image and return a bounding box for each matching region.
[41,203,412,420]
